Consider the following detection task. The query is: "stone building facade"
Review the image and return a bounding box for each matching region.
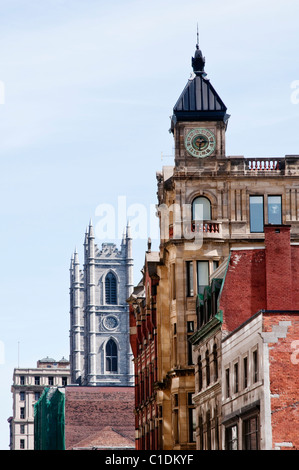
[9,357,70,450]
[221,309,299,451]
[148,40,299,450]
[69,221,134,387]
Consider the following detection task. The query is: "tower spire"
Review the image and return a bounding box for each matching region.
[192,25,205,75]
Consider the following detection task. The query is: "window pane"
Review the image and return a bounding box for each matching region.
[197,261,209,294]
[186,261,194,297]
[250,196,264,232]
[106,339,117,372]
[226,424,238,450]
[105,272,117,304]
[244,416,259,450]
[268,196,282,224]
[192,197,211,221]
[189,408,196,443]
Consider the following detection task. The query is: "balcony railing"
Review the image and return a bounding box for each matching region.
[246,158,283,171]
[191,221,220,233]
[168,221,221,239]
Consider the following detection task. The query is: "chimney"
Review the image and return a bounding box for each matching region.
[264,225,292,310]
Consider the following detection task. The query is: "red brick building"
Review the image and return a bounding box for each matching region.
[64,386,135,450]
[128,246,160,450]
[192,225,299,449]
[219,225,299,327]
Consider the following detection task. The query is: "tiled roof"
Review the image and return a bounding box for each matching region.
[69,426,135,450]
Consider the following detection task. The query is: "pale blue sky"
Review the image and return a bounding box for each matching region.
[0,0,299,449]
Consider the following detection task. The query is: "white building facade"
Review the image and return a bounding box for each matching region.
[9,357,70,450]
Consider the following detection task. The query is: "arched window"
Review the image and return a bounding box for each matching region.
[106,339,118,372]
[105,272,117,305]
[192,196,211,221]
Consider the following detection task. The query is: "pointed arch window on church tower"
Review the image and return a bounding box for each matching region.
[105,272,117,305]
[106,339,118,372]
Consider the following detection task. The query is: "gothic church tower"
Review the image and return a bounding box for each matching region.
[69,221,134,387]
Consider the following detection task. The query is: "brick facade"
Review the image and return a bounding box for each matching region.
[263,313,299,450]
[216,226,299,449]
[219,226,299,333]
[128,248,160,450]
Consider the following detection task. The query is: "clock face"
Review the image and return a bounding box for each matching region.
[185,128,216,158]
[104,315,118,330]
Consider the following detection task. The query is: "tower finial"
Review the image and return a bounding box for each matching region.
[192,25,205,75]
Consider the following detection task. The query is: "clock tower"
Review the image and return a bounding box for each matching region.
[154,40,231,450]
[170,40,230,169]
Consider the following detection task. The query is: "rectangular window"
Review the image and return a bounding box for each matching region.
[234,363,239,394]
[225,368,230,398]
[187,322,194,365]
[213,344,218,381]
[35,392,40,401]
[243,416,259,450]
[206,350,210,386]
[225,424,238,450]
[173,323,177,365]
[171,264,176,300]
[48,376,54,386]
[243,356,248,389]
[62,377,68,386]
[212,260,219,272]
[20,439,25,449]
[20,376,25,385]
[20,424,25,434]
[186,261,194,297]
[250,196,264,233]
[198,356,203,391]
[173,394,179,444]
[34,376,40,386]
[188,402,196,443]
[20,407,25,419]
[268,195,282,225]
[253,349,258,383]
[20,391,25,401]
[197,261,209,295]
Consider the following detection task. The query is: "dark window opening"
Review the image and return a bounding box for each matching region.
[106,339,118,372]
[105,272,117,305]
